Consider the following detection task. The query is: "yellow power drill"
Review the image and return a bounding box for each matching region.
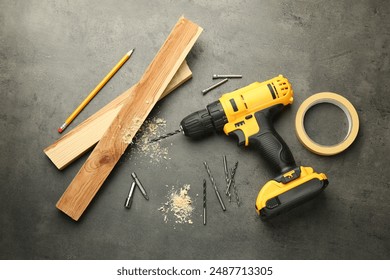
[154,75,328,219]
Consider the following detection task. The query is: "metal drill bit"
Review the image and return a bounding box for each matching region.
[213,74,242,79]
[201,78,228,95]
[228,176,233,202]
[131,172,149,200]
[203,161,226,211]
[223,155,229,185]
[226,161,238,195]
[223,155,232,201]
[203,179,207,225]
[149,128,182,143]
[124,181,136,209]
[230,167,240,206]
[232,181,240,207]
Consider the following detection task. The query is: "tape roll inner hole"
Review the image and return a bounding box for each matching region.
[302,100,351,147]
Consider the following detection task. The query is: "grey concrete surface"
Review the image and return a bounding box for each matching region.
[0,0,389,260]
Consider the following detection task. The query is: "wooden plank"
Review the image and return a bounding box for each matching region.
[44,61,192,170]
[56,17,202,221]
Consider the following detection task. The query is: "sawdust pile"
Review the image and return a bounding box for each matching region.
[124,117,171,164]
[158,184,193,224]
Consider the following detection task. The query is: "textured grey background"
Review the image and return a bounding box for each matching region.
[0,0,389,259]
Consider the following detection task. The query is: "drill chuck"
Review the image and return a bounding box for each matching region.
[180,101,228,138]
[180,108,214,138]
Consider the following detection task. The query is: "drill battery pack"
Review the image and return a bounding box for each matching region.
[256,166,328,219]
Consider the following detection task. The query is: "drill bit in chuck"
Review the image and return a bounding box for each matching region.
[149,128,182,143]
[203,161,226,211]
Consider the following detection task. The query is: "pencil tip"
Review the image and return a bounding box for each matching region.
[127,49,135,56]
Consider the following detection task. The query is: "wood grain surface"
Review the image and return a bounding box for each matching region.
[56,17,202,221]
[44,61,192,170]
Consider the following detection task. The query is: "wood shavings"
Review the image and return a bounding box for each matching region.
[122,117,143,144]
[126,117,171,164]
[159,184,193,225]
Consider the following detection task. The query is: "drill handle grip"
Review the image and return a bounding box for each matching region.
[249,105,297,175]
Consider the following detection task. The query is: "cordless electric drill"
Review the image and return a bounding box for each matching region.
[179,75,328,219]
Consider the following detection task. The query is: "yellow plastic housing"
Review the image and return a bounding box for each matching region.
[255,166,328,215]
[219,75,294,145]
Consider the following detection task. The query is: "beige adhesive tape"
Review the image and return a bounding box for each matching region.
[295,92,359,156]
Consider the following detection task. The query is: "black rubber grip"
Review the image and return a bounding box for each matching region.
[249,105,296,175]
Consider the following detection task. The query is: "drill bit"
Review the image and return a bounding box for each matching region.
[226,161,238,195]
[232,182,240,206]
[201,78,228,95]
[124,181,136,209]
[213,74,242,79]
[230,167,240,206]
[148,128,182,143]
[223,155,232,201]
[223,155,229,185]
[131,172,149,200]
[203,161,226,211]
[203,179,207,225]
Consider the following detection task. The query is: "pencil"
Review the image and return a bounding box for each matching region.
[58,49,135,133]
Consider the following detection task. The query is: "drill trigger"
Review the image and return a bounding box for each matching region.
[229,129,246,146]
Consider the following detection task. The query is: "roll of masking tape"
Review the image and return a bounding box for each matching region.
[295,92,359,156]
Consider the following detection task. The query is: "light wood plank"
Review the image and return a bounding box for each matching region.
[56,17,202,221]
[44,61,192,170]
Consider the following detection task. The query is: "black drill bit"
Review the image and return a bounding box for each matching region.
[230,167,240,206]
[203,179,207,225]
[148,128,182,143]
[232,182,240,206]
[223,155,232,201]
[223,155,229,185]
[226,161,238,195]
[203,161,226,211]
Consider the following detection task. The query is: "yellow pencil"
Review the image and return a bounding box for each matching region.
[58,49,135,133]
